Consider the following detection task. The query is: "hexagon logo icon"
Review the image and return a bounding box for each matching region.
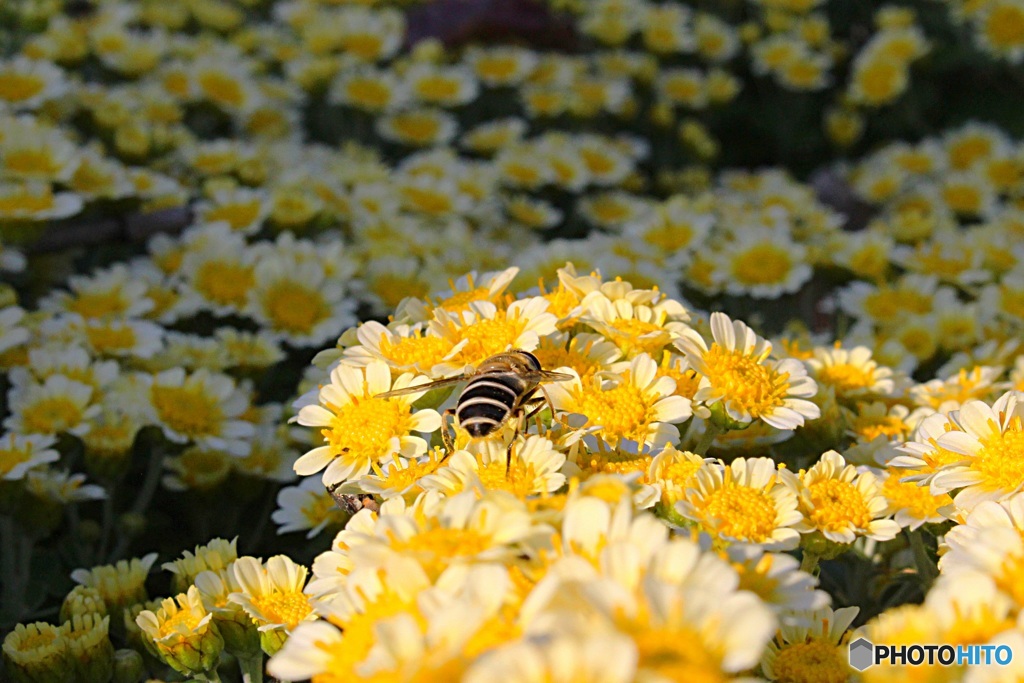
[849,637,875,671]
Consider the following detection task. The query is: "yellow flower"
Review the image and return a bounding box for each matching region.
[762,606,859,683]
[1,622,70,683]
[136,586,224,677]
[292,360,441,488]
[70,553,158,614]
[162,537,239,594]
[677,456,803,550]
[229,555,316,654]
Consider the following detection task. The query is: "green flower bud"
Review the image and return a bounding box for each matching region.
[60,585,108,623]
[1,622,71,683]
[65,613,115,682]
[112,648,146,683]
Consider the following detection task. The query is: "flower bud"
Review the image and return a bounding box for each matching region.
[1,622,70,683]
[112,648,146,683]
[61,585,108,623]
[65,613,115,682]
[136,586,225,677]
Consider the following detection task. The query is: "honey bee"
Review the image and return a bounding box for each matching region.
[375,350,572,469]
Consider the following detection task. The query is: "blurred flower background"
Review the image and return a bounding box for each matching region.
[1,0,1024,680]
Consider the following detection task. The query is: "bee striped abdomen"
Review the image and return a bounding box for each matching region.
[456,375,525,438]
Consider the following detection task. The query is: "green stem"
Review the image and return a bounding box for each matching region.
[239,654,264,683]
[193,670,223,683]
[108,440,166,562]
[800,551,820,576]
[692,421,723,456]
[0,516,22,624]
[906,529,938,587]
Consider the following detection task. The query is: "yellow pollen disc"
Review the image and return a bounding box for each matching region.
[150,385,223,438]
[986,6,1024,48]
[0,446,30,474]
[156,609,202,639]
[532,346,597,379]
[654,456,702,486]
[606,318,667,355]
[370,274,431,309]
[4,150,61,177]
[341,34,384,60]
[771,640,849,683]
[476,56,518,81]
[0,188,56,214]
[346,79,391,108]
[583,450,651,477]
[0,73,45,102]
[733,554,781,600]
[660,366,700,399]
[391,114,440,142]
[198,72,245,107]
[378,454,442,491]
[542,288,579,320]
[250,591,312,629]
[390,527,492,579]
[477,458,535,497]
[857,61,902,103]
[630,624,725,683]
[68,290,127,319]
[378,334,453,369]
[22,397,83,434]
[816,364,874,393]
[806,479,872,532]
[943,604,1015,646]
[881,468,949,520]
[85,324,137,352]
[455,316,524,364]
[700,484,779,543]
[731,244,793,285]
[262,282,329,334]
[193,261,254,307]
[435,284,492,312]
[973,419,1024,492]
[996,552,1024,606]
[403,186,453,216]
[414,76,460,101]
[323,397,410,461]
[574,379,652,444]
[701,345,789,418]
[854,415,906,442]
[204,201,262,230]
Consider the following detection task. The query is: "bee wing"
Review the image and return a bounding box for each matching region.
[522,370,575,384]
[374,375,468,398]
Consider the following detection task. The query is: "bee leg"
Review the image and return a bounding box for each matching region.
[536,384,558,434]
[441,408,457,456]
[506,407,527,478]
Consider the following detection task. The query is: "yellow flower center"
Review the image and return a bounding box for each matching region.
[378,334,454,369]
[4,149,62,177]
[193,260,255,308]
[996,551,1024,606]
[701,345,790,418]
[453,314,526,365]
[985,5,1024,49]
[606,318,668,355]
[0,187,57,214]
[949,136,993,170]
[390,113,441,143]
[806,479,873,533]
[204,201,262,231]
[853,414,907,442]
[0,72,46,103]
[250,591,313,629]
[475,457,537,498]
[660,365,701,399]
[85,324,137,352]
[414,75,461,102]
[733,554,781,601]
[699,482,780,543]
[856,60,903,103]
[345,78,392,109]
[341,34,385,61]
[771,640,849,683]
[972,418,1024,493]
[150,384,223,438]
[732,244,793,285]
[475,56,519,82]
[815,363,874,393]
[0,446,31,475]
[402,186,454,216]
[580,449,651,477]
[574,377,653,445]
[542,287,580,322]
[435,282,493,312]
[942,184,983,214]
[22,397,84,434]
[881,469,944,522]
[645,223,694,252]
[262,282,329,335]
[532,346,598,379]
[198,71,245,108]
[156,609,203,640]
[628,622,726,683]
[652,454,702,489]
[369,273,431,309]
[174,448,232,490]
[323,396,411,462]
[390,526,492,579]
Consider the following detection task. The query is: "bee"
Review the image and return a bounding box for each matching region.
[375,350,572,470]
